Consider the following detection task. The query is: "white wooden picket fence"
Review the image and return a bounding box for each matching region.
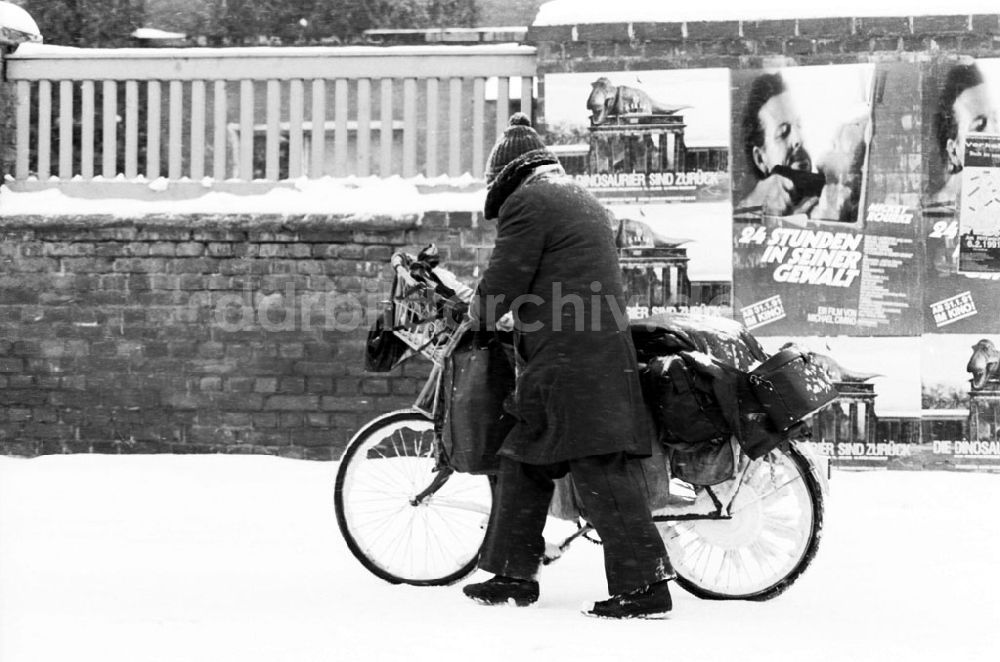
[4,44,537,184]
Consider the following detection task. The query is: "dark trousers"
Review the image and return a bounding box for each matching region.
[479,453,674,595]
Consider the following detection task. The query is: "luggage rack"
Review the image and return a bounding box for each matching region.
[388,252,468,368]
[388,252,471,416]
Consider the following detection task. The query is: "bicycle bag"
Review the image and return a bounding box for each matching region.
[644,352,731,451]
[439,336,516,475]
[364,302,407,372]
[748,349,838,432]
[670,436,737,486]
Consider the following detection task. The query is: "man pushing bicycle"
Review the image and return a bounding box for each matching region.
[461,114,675,619]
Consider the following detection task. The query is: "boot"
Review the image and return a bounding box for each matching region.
[462,575,539,606]
[584,579,673,619]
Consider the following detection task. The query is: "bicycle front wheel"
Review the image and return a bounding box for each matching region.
[334,410,493,586]
[659,443,824,601]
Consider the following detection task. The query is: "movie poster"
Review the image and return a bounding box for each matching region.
[918,332,1000,467]
[543,69,732,314]
[917,58,1000,453]
[731,63,922,337]
[542,68,730,203]
[922,58,1000,333]
[956,133,1000,272]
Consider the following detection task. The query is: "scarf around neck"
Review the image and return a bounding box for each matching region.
[484,148,563,220]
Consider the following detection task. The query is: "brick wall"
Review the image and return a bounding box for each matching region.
[0,211,493,458]
[526,15,1000,73]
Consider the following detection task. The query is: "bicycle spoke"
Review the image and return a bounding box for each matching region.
[391,430,418,487]
[427,507,475,563]
[749,539,781,579]
[335,414,491,584]
[730,546,749,588]
[661,445,821,599]
[350,465,415,496]
[714,549,730,588]
[355,504,414,550]
[750,476,804,505]
[431,497,492,515]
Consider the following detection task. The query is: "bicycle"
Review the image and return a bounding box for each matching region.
[334,251,829,601]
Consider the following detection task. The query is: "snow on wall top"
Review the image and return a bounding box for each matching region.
[9,41,535,59]
[0,177,486,218]
[533,0,1000,25]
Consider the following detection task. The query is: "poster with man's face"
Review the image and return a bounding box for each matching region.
[922,58,1000,334]
[731,63,922,337]
[732,65,874,224]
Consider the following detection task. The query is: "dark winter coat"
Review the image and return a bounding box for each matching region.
[474,150,654,464]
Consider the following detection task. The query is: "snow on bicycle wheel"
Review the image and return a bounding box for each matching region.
[334,411,493,586]
[658,444,823,600]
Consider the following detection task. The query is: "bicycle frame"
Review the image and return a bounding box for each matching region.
[410,317,472,419]
[542,439,829,564]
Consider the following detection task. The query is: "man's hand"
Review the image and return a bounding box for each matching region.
[496,311,514,332]
[747,173,797,215]
[469,295,513,331]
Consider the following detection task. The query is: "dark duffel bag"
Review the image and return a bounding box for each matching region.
[748,348,838,432]
[440,335,516,475]
[737,408,810,461]
[364,303,407,372]
[643,352,731,451]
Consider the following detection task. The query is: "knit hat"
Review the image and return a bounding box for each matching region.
[485,113,547,185]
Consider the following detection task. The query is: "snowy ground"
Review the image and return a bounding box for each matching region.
[0,454,997,662]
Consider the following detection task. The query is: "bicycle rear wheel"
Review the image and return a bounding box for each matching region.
[334,410,492,586]
[659,443,823,601]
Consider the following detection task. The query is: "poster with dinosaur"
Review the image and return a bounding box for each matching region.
[542,68,730,203]
[541,69,733,315]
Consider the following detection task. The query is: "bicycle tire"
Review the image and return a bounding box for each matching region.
[334,410,492,586]
[660,443,824,601]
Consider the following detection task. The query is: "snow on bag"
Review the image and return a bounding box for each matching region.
[644,353,731,450]
[748,348,838,432]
